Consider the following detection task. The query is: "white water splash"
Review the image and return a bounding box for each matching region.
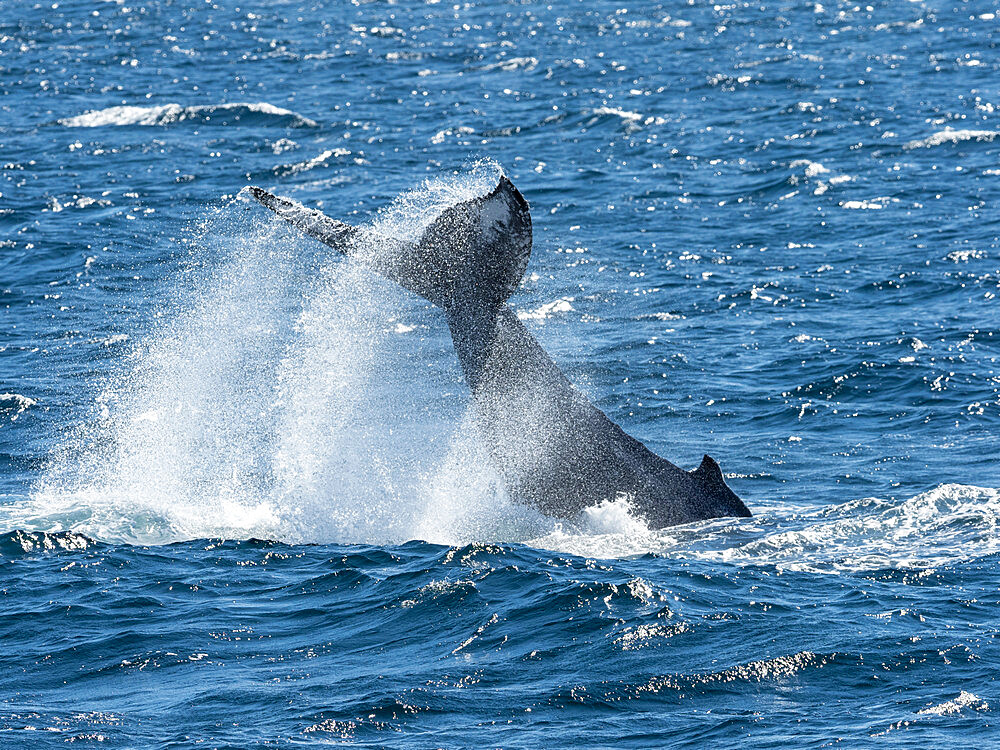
[18,165,530,545]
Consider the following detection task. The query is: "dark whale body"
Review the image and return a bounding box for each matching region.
[246,177,750,528]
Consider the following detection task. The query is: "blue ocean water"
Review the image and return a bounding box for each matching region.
[2,0,999,746]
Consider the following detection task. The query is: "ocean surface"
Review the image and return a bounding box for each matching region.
[2,0,999,746]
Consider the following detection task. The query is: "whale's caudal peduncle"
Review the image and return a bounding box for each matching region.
[246,177,751,528]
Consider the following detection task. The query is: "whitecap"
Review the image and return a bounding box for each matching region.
[917,690,989,716]
[430,126,475,145]
[590,106,666,127]
[904,128,1000,149]
[480,56,538,72]
[58,102,318,128]
[274,147,354,176]
[1,393,37,420]
[790,159,829,177]
[516,297,575,321]
[840,199,885,209]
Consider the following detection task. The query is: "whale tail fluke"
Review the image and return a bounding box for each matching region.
[419,175,532,309]
[244,176,531,311]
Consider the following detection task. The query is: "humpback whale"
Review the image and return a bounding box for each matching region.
[245,176,751,528]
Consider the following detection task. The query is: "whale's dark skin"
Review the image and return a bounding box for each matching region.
[246,178,751,527]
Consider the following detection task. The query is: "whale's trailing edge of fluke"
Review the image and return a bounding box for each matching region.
[245,177,750,528]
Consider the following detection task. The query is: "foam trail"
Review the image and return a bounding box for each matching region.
[529,483,1000,571]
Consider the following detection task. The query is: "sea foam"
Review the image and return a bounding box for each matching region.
[528,483,1000,571]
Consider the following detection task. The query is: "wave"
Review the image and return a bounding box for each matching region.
[8,475,998,574]
[562,651,836,705]
[430,126,476,145]
[903,128,1000,149]
[0,529,97,557]
[1,392,36,421]
[57,102,318,128]
[839,198,886,210]
[917,690,989,716]
[477,56,538,72]
[787,158,853,195]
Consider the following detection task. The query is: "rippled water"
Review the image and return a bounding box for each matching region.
[2,0,998,746]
